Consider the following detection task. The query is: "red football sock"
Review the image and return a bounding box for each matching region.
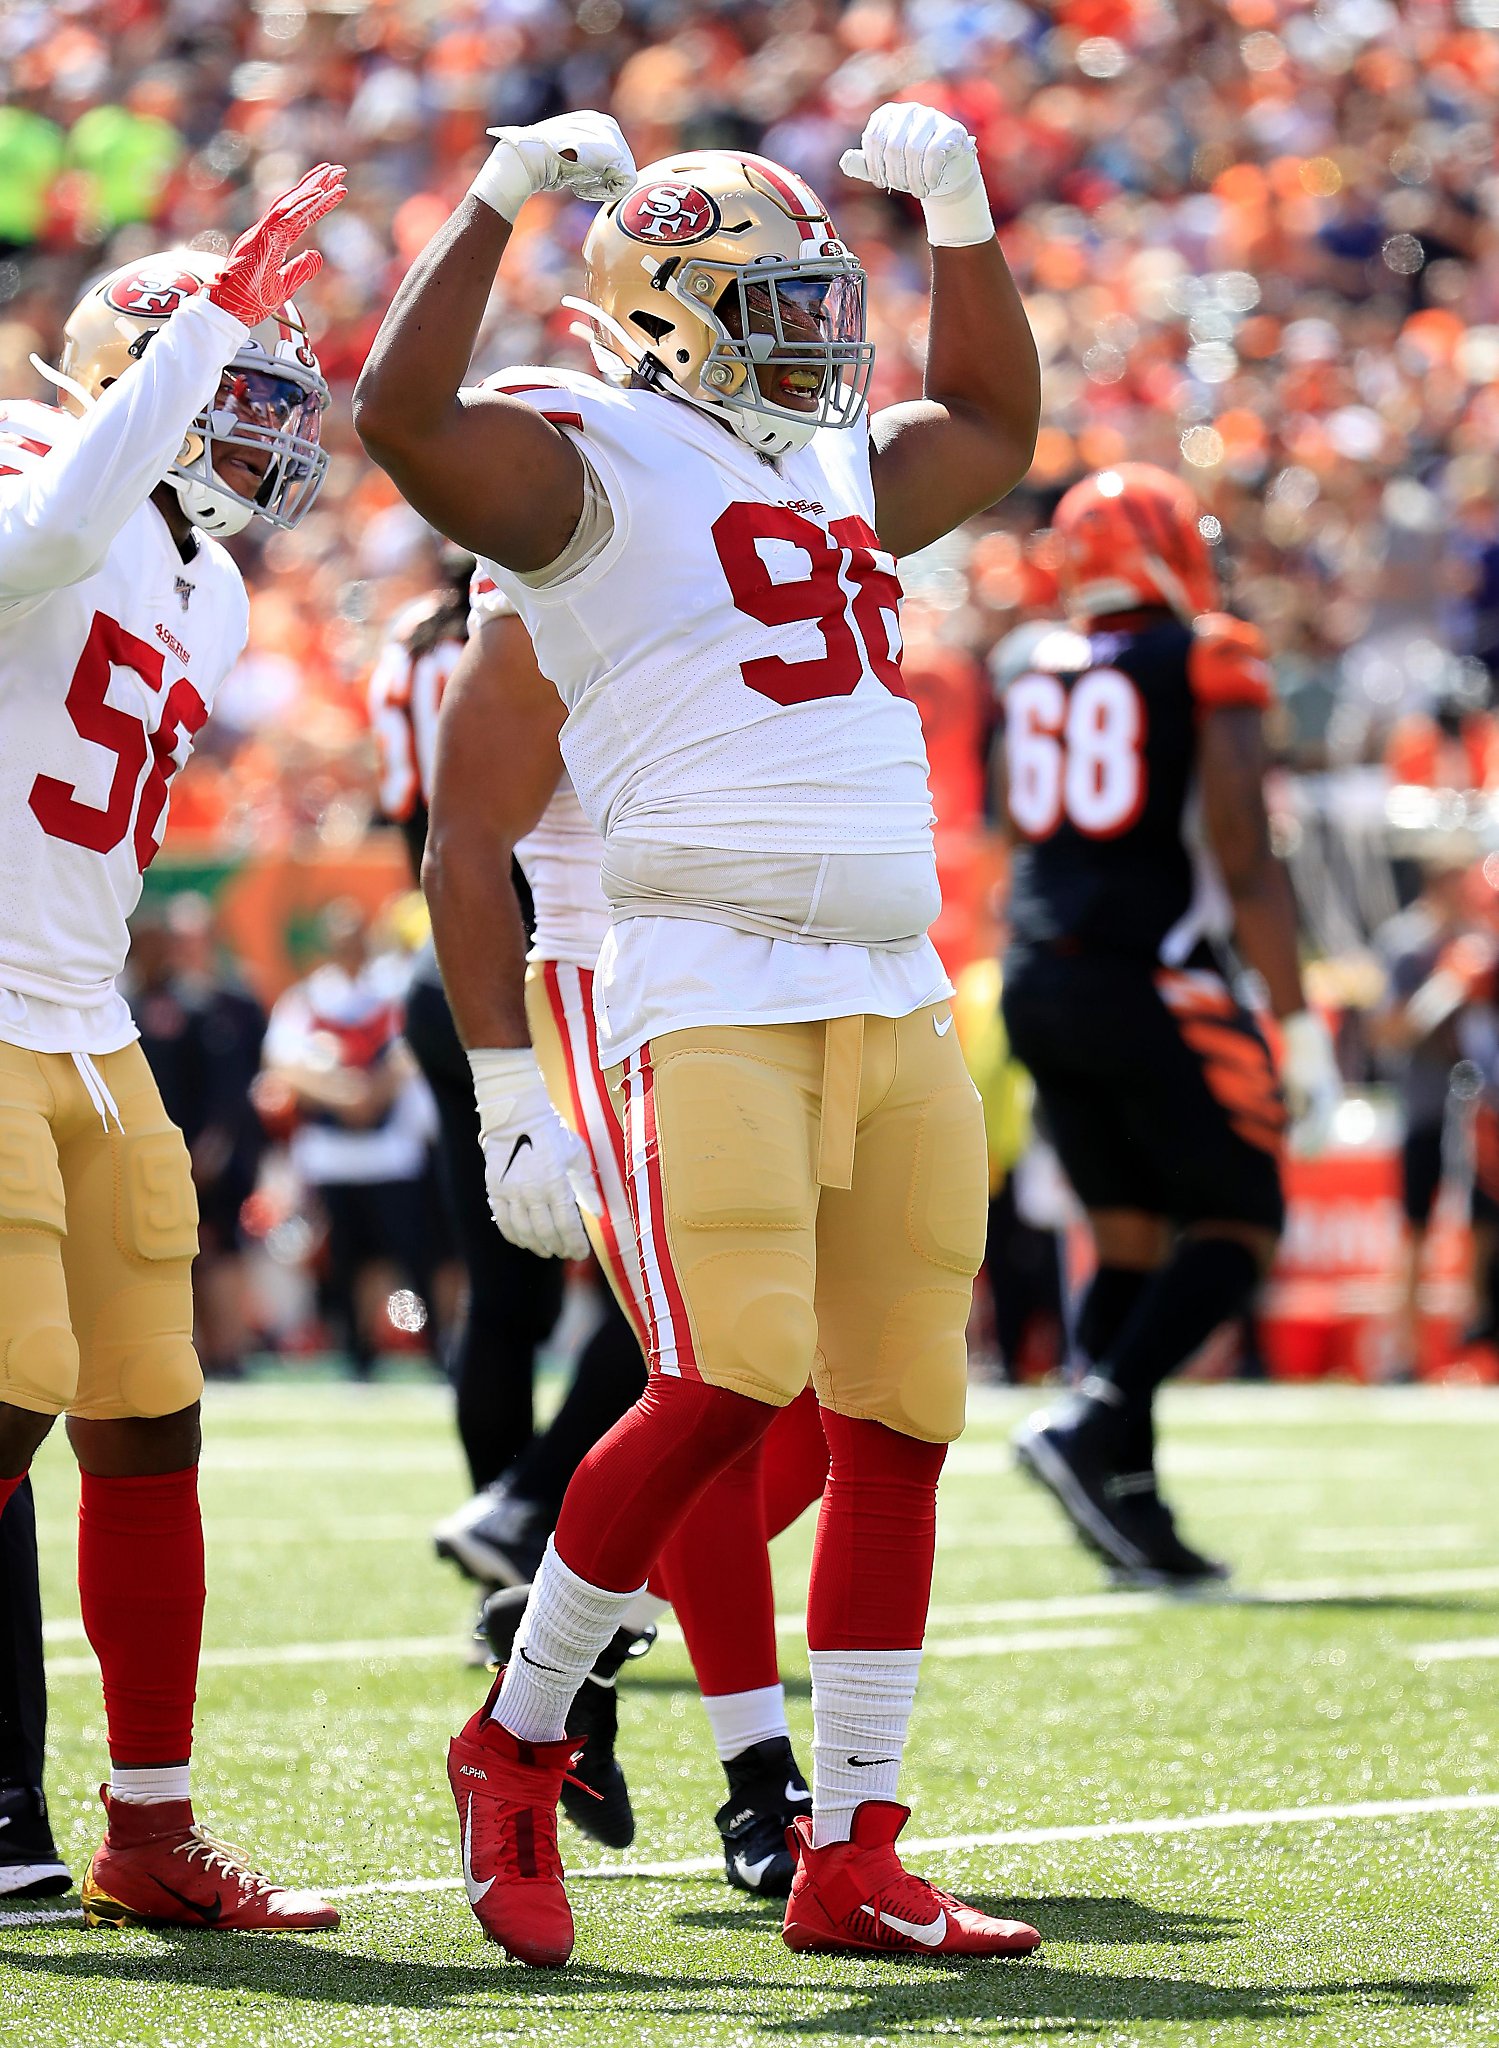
[78,1467,205,1768]
[657,1436,777,1697]
[760,1386,830,1539]
[0,1474,24,1519]
[643,1387,830,1604]
[806,1411,947,1652]
[554,1373,775,1593]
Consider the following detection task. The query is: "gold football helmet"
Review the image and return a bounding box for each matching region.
[567,151,874,459]
[50,249,330,537]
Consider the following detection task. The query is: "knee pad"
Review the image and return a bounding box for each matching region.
[0,1267,80,1414]
[823,1284,969,1445]
[687,1254,817,1405]
[116,1130,200,1263]
[72,1275,203,1421]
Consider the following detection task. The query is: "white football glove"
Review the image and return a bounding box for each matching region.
[839,101,992,247]
[1280,1009,1342,1152]
[469,1048,598,1261]
[469,112,636,223]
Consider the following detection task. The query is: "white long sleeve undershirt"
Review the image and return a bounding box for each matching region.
[0,292,249,603]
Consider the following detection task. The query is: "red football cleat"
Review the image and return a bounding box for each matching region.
[447,1675,579,1967]
[81,1790,340,1931]
[782,1802,1041,1960]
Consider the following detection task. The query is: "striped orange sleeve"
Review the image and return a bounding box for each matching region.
[1188,613,1273,711]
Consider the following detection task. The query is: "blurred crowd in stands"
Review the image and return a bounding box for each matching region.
[8,0,1499,1377]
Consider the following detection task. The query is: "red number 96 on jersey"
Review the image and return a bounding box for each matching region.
[712,503,906,708]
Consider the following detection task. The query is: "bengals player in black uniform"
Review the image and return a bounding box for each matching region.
[999,465,1340,1585]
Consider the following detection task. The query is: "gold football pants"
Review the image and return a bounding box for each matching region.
[0,1038,201,1421]
[606,1005,987,1444]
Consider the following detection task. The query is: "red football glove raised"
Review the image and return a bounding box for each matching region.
[208,162,348,329]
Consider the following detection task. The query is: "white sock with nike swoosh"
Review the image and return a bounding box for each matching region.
[492,1539,645,1743]
[808,1648,922,1847]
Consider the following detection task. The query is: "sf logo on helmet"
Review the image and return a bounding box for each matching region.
[619,183,720,245]
[105,265,202,318]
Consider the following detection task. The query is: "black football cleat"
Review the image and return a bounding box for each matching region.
[433,1480,551,1589]
[481,1586,655,1851]
[0,1785,70,1900]
[1104,1475,1230,1590]
[716,1736,812,1898]
[1013,1400,1151,1575]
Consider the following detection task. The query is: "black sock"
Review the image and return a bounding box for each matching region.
[1091,1237,1260,1467]
[508,1291,646,1517]
[1075,1265,1152,1370]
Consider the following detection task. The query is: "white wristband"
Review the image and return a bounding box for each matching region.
[468,138,531,223]
[468,1046,542,1131]
[921,163,995,249]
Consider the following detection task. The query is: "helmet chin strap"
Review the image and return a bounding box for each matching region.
[30,355,97,411]
[171,475,254,538]
[562,296,816,460]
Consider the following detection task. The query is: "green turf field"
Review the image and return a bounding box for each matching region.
[4,1377,1498,2047]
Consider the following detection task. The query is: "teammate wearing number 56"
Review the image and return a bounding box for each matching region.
[0,165,345,1928]
[1000,464,1340,1587]
[357,102,1041,1965]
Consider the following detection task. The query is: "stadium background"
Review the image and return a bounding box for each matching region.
[3,0,1498,1381]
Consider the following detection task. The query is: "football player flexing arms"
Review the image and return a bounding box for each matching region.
[1001,466,1340,1585]
[356,103,1041,1966]
[429,569,835,1891]
[0,165,346,1930]
[375,557,832,1889]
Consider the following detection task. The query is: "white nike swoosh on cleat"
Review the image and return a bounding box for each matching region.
[862,1902,947,1946]
[785,1782,812,1805]
[461,1794,494,1906]
[733,1851,778,1888]
[933,1014,954,1036]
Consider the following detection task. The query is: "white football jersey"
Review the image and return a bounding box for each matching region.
[0,293,252,1043]
[468,565,610,970]
[476,368,940,951]
[367,599,462,824]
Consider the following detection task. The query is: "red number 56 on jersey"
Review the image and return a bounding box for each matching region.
[28,611,207,873]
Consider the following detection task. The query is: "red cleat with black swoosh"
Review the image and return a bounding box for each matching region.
[782,1801,1041,1960]
[446,1673,579,1966]
[80,1789,339,1931]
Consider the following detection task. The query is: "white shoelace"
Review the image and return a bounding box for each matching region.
[71,1050,123,1134]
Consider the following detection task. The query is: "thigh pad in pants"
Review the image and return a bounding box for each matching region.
[63,1045,202,1421]
[614,1031,821,1406]
[0,1069,79,1416]
[813,1008,988,1444]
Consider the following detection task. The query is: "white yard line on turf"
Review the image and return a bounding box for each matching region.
[1298,1527,1482,1555]
[4,1790,1497,1926]
[44,1562,1499,1677]
[1410,1635,1499,1663]
[924,1627,1129,1659]
[45,1636,459,1678]
[310,1789,1499,1898]
[200,1447,456,1472]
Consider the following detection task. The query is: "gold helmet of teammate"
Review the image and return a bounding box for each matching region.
[567,151,874,460]
[51,248,330,538]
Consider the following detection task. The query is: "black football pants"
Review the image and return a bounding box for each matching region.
[0,1480,46,1793]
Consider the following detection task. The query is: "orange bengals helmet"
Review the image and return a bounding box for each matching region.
[1052,464,1219,622]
